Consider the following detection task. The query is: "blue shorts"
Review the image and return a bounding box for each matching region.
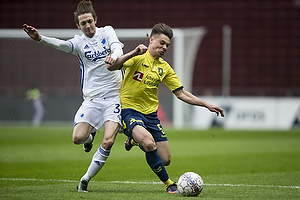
[121,108,168,143]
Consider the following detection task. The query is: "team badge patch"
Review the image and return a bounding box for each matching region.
[158,67,163,76]
[133,71,143,82]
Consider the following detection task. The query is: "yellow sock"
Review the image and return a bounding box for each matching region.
[131,139,138,146]
[163,179,174,188]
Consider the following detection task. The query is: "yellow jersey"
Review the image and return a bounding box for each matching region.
[120,50,183,114]
[26,88,41,100]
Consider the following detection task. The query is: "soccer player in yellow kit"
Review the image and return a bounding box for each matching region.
[107,23,224,193]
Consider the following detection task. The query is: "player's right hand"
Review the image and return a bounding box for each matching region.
[22,24,42,42]
[104,56,115,65]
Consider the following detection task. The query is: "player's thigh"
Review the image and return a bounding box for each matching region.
[156,141,171,166]
[132,125,156,151]
[72,122,93,144]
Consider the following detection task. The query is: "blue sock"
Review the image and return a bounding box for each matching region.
[145,149,169,182]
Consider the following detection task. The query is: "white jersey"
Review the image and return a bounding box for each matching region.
[40,26,123,99]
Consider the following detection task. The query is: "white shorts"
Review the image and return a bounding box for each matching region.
[73,96,121,131]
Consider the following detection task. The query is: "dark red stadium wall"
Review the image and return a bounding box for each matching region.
[1,0,300,96]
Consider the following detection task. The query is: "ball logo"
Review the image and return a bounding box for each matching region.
[133,71,143,82]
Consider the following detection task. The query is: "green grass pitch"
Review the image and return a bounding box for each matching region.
[0,125,299,199]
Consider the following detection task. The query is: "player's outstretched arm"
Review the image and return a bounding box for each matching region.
[23,24,73,53]
[174,89,225,117]
[106,44,147,71]
[23,24,42,42]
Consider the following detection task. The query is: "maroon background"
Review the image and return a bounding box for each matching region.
[1,0,300,96]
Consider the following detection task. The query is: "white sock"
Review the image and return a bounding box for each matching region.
[81,146,110,182]
[83,134,93,144]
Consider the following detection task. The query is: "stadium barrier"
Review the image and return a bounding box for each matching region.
[192,97,300,130]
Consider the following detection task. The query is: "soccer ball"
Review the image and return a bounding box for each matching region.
[177,172,203,196]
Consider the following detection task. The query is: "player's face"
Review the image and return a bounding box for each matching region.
[149,34,171,59]
[76,13,97,38]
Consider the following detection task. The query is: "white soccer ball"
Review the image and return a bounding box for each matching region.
[177,172,203,196]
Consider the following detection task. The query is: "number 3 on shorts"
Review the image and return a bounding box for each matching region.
[114,103,121,114]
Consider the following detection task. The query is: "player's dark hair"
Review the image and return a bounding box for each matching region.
[150,23,173,40]
[74,0,98,24]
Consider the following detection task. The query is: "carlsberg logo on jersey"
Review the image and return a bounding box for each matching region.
[84,46,111,62]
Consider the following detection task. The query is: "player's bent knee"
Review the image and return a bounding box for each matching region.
[72,132,88,145]
[72,135,83,145]
[142,140,157,151]
[101,138,115,150]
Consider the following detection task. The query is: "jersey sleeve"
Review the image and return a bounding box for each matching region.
[110,42,123,60]
[104,26,124,60]
[163,67,184,93]
[121,57,135,70]
[40,35,74,54]
[105,26,124,47]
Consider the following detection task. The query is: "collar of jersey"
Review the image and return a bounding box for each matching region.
[83,27,98,40]
[145,50,161,62]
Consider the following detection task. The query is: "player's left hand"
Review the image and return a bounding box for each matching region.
[134,44,148,55]
[208,104,225,117]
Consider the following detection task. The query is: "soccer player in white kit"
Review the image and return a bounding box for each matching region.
[23,0,123,192]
